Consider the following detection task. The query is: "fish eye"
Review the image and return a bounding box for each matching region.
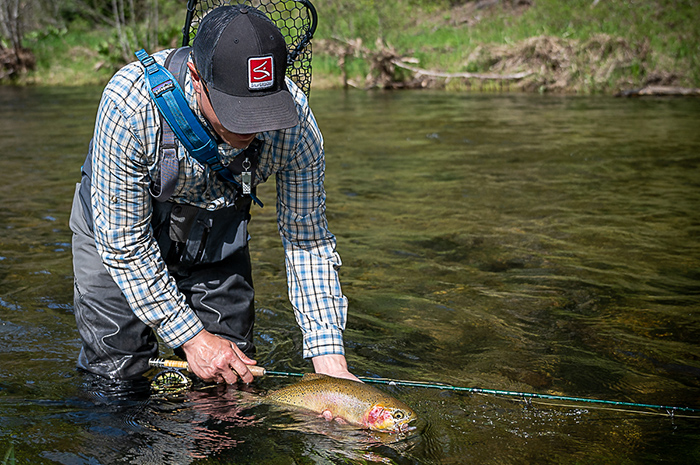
[394,411,404,420]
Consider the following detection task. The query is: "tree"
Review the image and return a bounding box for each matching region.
[0,0,167,81]
[92,0,161,62]
[111,0,160,62]
[0,0,35,80]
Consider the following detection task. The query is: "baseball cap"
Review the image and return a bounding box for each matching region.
[192,5,299,134]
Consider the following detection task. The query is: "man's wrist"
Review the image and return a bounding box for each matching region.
[312,354,359,381]
[312,353,348,374]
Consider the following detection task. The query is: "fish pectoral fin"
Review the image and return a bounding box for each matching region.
[320,409,348,424]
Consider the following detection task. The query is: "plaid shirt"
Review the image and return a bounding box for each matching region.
[90,49,347,358]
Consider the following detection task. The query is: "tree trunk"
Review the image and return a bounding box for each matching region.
[0,0,36,80]
[0,0,24,53]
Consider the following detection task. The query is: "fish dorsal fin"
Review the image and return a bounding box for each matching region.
[301,373,331,381]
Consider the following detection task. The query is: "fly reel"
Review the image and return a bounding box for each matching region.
[151,369,192,394]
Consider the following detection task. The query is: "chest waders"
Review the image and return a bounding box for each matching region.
[70,48,259,381]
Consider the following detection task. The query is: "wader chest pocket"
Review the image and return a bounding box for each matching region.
[153,201,250,273]
[169,204,199,243]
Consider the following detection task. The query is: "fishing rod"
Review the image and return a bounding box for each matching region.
[148,358,700,415]
[149,358,303,379]
[359,378,700,416]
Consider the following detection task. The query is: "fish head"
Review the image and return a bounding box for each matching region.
[364,402,418,433]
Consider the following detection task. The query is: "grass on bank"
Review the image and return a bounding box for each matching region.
[396,0,700,91]
[20,0,700,92]
[314,0,699,92]
[27,23,122,86]
[25,2,183,86]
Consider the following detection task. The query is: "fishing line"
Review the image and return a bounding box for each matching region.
[148,359,699,416]
[509,399,700,419]
[357,377,700,415]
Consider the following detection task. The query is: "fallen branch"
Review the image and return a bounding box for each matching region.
[615,85,700,97]
[391,59,533,80]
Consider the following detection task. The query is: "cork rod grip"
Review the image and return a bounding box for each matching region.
[149,358,266,377]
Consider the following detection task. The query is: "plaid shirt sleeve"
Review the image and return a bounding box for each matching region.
[273,82,349,359]
[90,60,204,348]
[90,57,347,355]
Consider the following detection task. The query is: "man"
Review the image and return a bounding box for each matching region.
[70,5,356,385]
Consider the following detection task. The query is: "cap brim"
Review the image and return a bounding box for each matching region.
[208,87,300,134]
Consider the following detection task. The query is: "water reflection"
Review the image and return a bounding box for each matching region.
[1,86,699,464]
[44,378,424,464]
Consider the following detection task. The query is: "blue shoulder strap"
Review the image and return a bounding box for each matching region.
[135,48,262,207]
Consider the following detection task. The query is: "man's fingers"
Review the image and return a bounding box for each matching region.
[204,347,252,384]
[211,351,242,384]
[228,343,255,383]
[220,368,239,385]
[205,366,237,384]
[232,344,256,365]
[181,331,258,384]
[231,363,254,384]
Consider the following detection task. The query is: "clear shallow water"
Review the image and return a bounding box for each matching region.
[0,86,699,464]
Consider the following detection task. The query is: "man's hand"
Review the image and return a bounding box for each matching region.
[181,329,257,384]
[312,354,361,382]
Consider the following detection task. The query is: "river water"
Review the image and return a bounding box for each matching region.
[0,86,699,464]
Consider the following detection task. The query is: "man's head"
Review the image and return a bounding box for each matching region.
[191,5,299,136]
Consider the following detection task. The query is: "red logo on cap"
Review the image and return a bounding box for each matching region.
[248,56,274,90]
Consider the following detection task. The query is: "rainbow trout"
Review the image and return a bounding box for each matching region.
[266,373,417,433]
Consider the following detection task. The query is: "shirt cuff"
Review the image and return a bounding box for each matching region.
[302,328,345,359]
[156,307,205,348]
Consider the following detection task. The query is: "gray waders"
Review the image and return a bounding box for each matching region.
[71,145,256,381]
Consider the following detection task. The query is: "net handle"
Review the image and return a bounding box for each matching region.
[182,0,198,47]
[287,0,317,65]
[180,1,318,50]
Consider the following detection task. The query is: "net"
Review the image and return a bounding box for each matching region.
[183,0,317,96]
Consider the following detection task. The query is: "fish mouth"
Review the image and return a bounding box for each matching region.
[396,419,418,433]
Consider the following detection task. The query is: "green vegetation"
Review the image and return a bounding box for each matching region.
[313,0,700,92]
[21,1,183,85]
[5,0,700,92]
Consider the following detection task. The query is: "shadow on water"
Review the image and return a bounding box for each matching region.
[1,86,700,463]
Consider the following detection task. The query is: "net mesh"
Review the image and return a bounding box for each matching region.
[185,0,317,96]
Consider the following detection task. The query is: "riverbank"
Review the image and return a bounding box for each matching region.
[12,0,700,94]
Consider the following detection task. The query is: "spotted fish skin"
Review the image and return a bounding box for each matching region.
[266,373,417,433]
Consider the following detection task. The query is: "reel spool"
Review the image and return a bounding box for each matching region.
[151,369,192,394]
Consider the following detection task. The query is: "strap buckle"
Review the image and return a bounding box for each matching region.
[135,48,157,72]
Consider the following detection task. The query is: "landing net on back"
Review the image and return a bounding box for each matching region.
[183,0,317,96]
